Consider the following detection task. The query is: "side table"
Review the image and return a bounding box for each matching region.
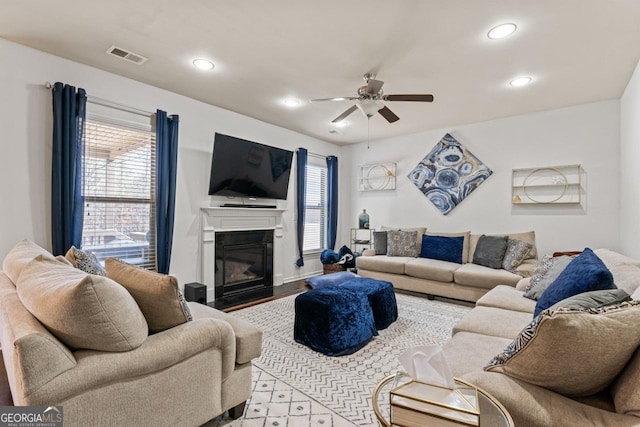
[372,373,514,427]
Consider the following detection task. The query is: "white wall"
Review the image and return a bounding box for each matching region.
[620,59,640,259]
[340,101,621,257]
[0,38,341,286]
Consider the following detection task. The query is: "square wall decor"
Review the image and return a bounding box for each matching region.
[408,133,493,215]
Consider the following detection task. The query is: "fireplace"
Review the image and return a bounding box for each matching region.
[215,230,273,306]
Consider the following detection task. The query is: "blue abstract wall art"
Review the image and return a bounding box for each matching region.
[408,133,492,215]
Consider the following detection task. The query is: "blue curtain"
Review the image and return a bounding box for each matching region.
[326,155,338,250]
[156,110,180,274]
[296,148,307,267]
[51,82,87,256]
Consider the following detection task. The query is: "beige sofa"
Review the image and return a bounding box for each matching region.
[0,241,262,427]
[443,248,640,426]
[357,231,538,302]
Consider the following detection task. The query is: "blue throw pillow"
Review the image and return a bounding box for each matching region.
[305,271,358,289]
[534,248,615,317]
[420,235,464,264]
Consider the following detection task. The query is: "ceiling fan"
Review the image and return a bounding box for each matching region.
[312,73,434,124]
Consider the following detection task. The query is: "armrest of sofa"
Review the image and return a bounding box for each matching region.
[188,302,262,364]
[25,317,236,405]
[361,249,376,257]
[460,371,639,427]
[0,274,77,404]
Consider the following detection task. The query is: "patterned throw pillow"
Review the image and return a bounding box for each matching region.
[485,300,640,396]
[386,230,418,257]
[502,238,532,272]
[524,254,555,293]
[523,255,574,300]
[65,246,106,276]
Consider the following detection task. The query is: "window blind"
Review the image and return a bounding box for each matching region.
[81,119,157,269]
[303,163,327,252]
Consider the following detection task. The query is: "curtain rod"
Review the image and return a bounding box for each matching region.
[297,148,330,159]
[44,82,155,118]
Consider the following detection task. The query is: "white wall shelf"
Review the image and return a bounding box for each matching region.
[512,164,582,205]
[359,163,396,191]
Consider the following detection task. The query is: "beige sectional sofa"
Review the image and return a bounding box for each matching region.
[0,240,262,427]
[357,230,538,302]
[443,248,640,426]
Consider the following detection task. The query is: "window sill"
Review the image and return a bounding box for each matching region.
[303,249,323,255]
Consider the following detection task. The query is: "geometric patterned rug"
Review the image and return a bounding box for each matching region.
[204,292,471,426]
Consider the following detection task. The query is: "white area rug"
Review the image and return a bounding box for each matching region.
[206,292,471,426]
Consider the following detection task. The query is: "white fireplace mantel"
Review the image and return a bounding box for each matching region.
[200,206,286,302]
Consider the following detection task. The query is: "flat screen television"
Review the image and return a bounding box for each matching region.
[208,133,294,200]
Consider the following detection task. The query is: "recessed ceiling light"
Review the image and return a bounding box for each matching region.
[510,76,532,87]
[283,98,301,107]
[488,23,517,39]
[333,120,349,128]
[193,59,214,71]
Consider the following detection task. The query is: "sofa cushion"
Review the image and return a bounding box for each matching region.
[452,306,533,339]
[2,239,56,284]
[387,230,418,257]
[548,289,631,311]
[473,235,509,269]
[188,302,263,364]
[105,258,192,333]
[65,246,106,275]
[17,256,148,351]
[425,231,470,263]
[419,235,464,264]
[475,285,536,313]
[405,258,459,282]
[486,300,640,396]
[608,263,640,296]
[502,238,532,272]
[356,255,413,275]
[373,231,387,255]
[305,271,358,288]
[381,226,426,255]
[453,263,522,290]
[534,248,615,317]
[469,231,537,263]
[612,347,640,417]
[444,332,513,378]
[524,255,574,300]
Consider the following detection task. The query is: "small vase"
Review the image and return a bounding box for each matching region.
[358,209,370,229]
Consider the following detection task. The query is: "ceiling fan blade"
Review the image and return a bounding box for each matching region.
[311,97,359,102]
[331,105,358,123]
[366,79,384,95]
[385,94,434,102]
[378,106,400,123]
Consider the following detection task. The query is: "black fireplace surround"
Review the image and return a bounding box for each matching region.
[214,230,274,307]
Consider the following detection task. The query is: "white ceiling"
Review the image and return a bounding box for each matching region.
[2,1,640,144]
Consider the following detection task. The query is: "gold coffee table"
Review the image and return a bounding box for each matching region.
[372,373,514,427]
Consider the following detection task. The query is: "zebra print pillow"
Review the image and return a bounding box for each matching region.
[485,300,640,396]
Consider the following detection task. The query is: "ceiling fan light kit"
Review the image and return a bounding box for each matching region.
[313,73,434,124]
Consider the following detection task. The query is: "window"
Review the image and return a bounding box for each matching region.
[81,118,156,269]
[303,162,327,253]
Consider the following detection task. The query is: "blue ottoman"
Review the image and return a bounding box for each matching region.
[294,287,377,356]
[340,278,398,330]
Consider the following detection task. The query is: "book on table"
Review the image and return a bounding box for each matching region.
[390,377,479,427]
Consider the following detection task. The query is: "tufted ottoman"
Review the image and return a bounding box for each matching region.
[294,287,377,356]
[340,278,398,330]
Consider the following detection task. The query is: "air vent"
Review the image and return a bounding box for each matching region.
[106,45,148,65]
